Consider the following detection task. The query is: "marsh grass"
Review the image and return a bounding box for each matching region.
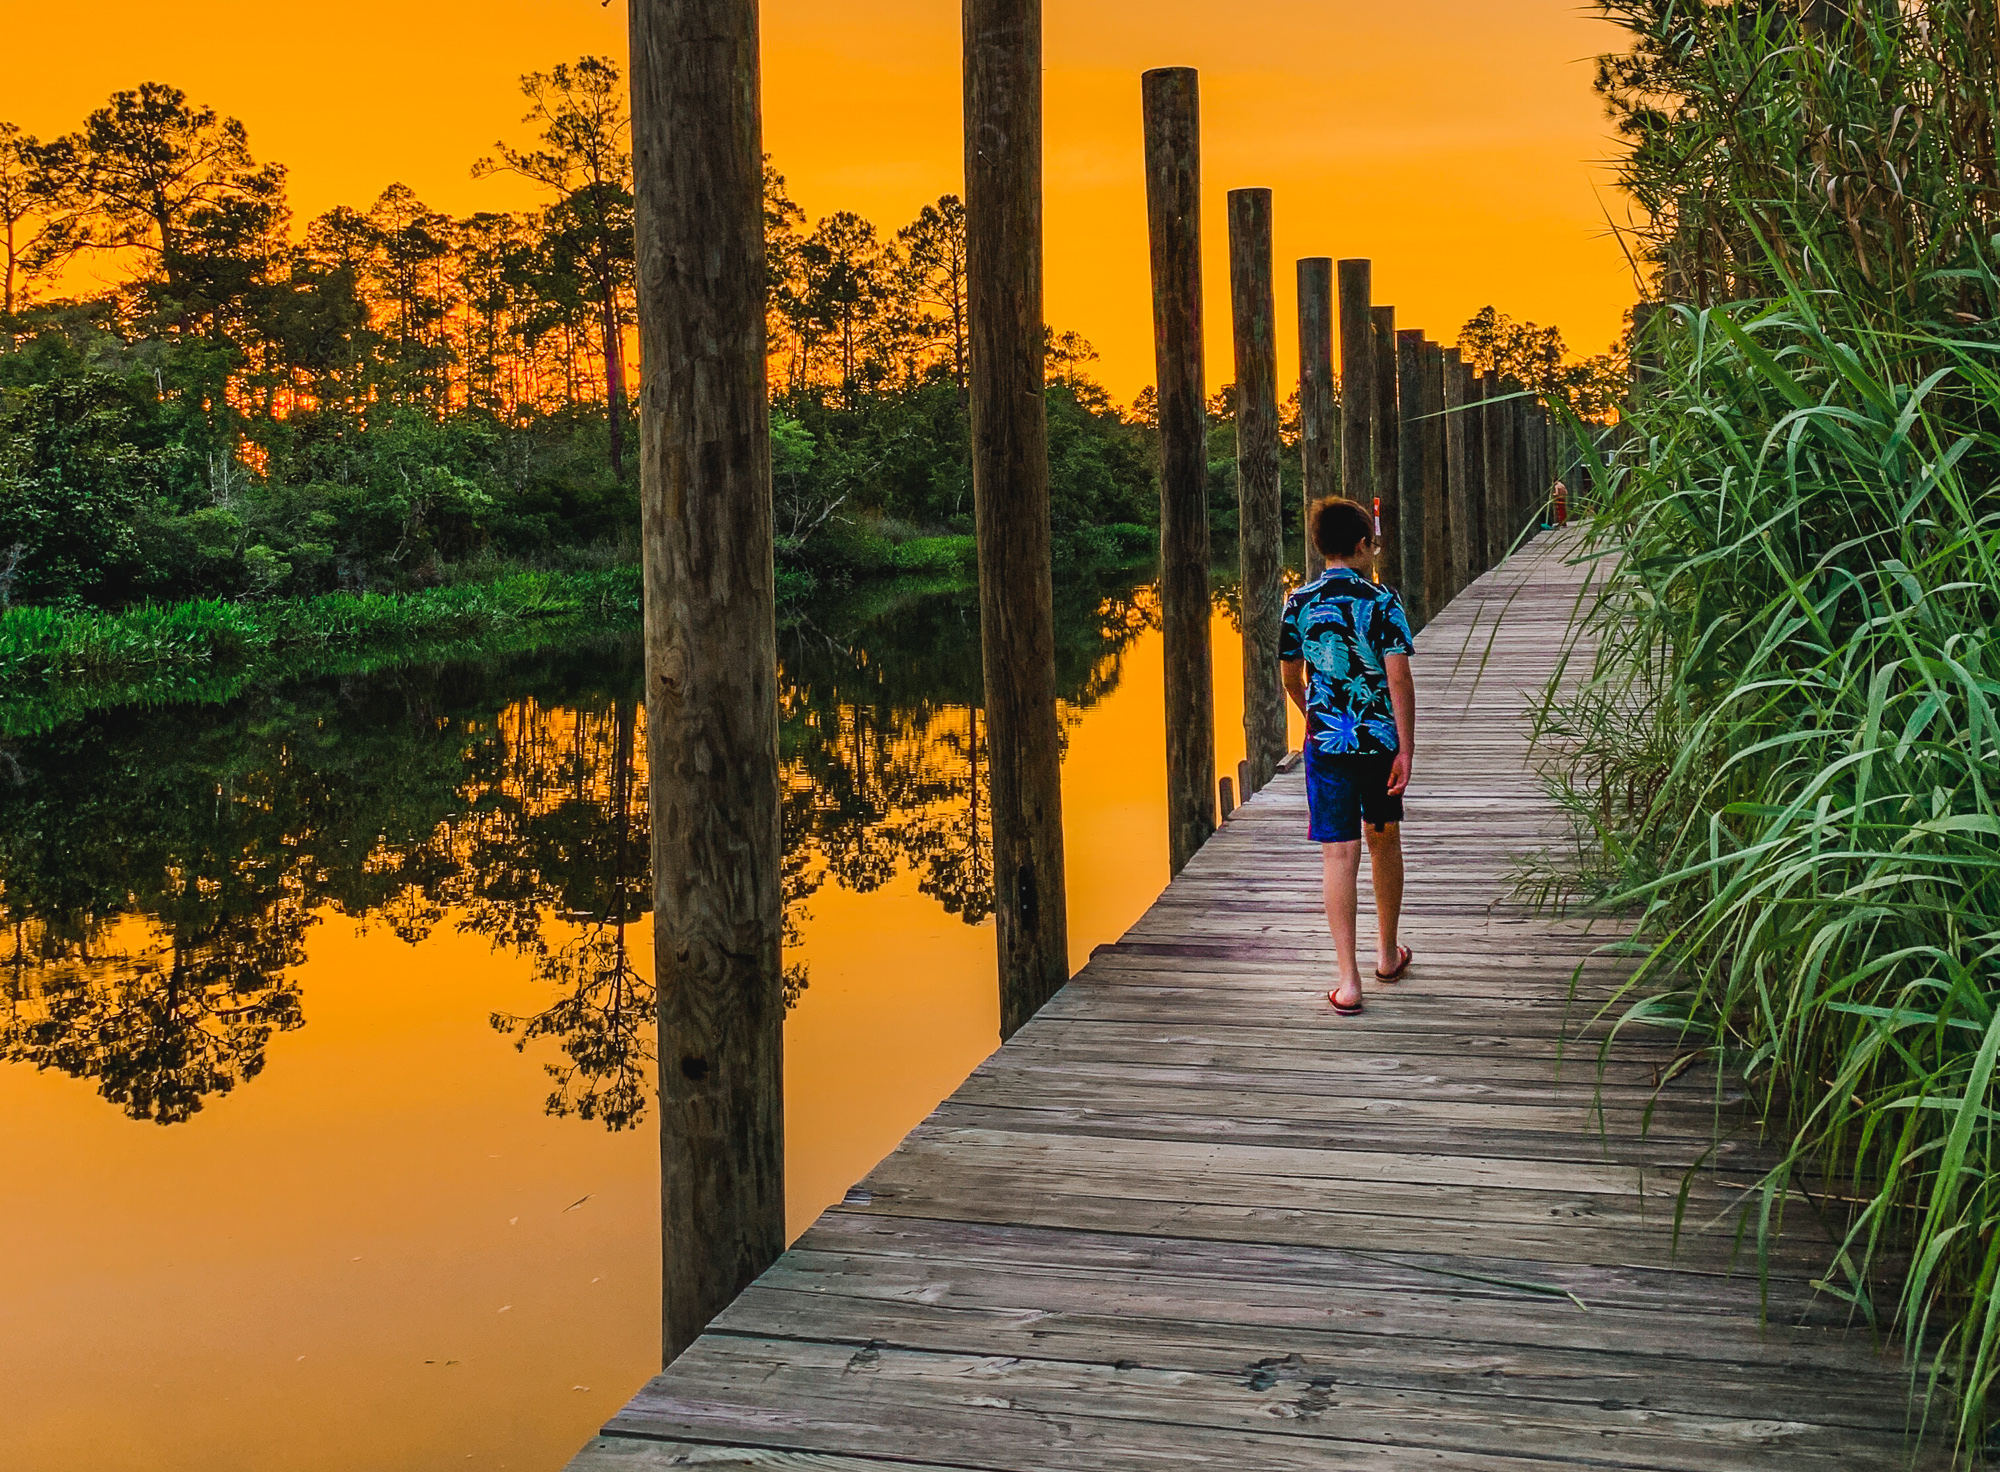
[1534,3,2000,1455]
[1549,259,2000,1458]
[0,569,642,733]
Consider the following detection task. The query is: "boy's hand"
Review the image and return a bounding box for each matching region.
[1387,749,1412,796]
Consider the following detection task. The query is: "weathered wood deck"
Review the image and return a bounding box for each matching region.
[573,533,1938,1471]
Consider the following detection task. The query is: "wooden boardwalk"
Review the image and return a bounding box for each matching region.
[573,533,1938,1471]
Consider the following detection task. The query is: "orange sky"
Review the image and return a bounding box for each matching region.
[6,0,1639,401]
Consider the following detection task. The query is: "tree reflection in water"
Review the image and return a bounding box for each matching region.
[0,571,1159,1128]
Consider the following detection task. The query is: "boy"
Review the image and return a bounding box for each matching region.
[1279,498,1417,1017]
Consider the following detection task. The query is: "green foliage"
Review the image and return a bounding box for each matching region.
[0,77,1164,616]
[0,563,1162,1125]
[1541,4,2000,1456]
[1456,305,1628,421]
[0,374,174,604]
[0,567,641,724]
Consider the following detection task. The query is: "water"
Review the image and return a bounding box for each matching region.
[0,570,1302,1471]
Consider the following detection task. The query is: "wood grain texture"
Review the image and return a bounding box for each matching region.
[1421,340,1450,618]
[1480,370,1511,569]
[574,532,1943,1469]
[1371,305,1399,584]
[1510,391,1533,544]
[1462,364,1490,577]
[1442,348,1473,596]
[964,0,1071,1036]
[1228,190,1285,795]
[1142,66,1215,876]
[1296,257,1337,582]
[1395,327,1427,629]
[628,0,786,1364]
[1337,259,1373,521]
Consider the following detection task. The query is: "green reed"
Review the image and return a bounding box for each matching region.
[1544,3,2000,1456]
[0,568,642,708]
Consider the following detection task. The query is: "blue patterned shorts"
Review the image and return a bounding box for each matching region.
[1306,749,1403,844]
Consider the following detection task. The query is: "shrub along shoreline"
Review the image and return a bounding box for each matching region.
[0,569,644,735]
[0,526,1161,735]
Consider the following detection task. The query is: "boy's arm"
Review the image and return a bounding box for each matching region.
[1385,652,1415,795]
[1281,658,1309,718]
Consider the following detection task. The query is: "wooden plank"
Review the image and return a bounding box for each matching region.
[607,1336,1905,1472]
[572,533,1947,1470]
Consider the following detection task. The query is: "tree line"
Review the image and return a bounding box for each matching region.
[0,60,1619,614]
[0,63,1161,610]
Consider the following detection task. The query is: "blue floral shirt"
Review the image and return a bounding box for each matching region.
[1279,568,1415,757]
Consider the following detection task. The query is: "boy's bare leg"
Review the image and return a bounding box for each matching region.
[1322,840,1364,1007]
[1364,821,1404,973]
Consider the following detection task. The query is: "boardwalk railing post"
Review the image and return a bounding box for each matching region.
[1441,346,1472,597]
[629,0,786,1365]
[967,0,1070,1037]
[1421,339,1449,617]
[1464,364,1489,575]
[1142,66,1216,875]
[1337,259,1373,526]
[1371,306,1398,584]
[1511,386,1534,543]
[1296,257,1337,581]
[1481,369,1509,567]
[1394,327,1426,628]
[1229,189,1285,796]
[1530,403,1550,530]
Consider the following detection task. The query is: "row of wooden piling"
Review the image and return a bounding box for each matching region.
[1142,66,1565,879]
[622,0,1569,1373]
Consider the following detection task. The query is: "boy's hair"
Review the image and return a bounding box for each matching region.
[1309,497,1374,561]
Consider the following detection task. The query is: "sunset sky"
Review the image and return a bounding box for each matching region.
[7,0,1639,401]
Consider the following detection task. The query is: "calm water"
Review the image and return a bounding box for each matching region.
[0,570,1301,1471]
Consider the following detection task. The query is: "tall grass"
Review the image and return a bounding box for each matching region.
[1544,2,2000,1456]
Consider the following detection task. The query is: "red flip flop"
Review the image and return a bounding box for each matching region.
[1329,989,1365,1017]
[1374,945,1413,983]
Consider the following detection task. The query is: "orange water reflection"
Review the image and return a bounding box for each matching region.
[0,590,1301,1471]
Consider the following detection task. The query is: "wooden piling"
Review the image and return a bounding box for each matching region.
[1462,364,1489,575]
[1527,402,1549,531]
[1296,258,1337,581]
[1512,390,1536,541]
[1228,188,1285,797]
[1421,340,1449,618]
[629,0,785,1365]
[1394,327,1426,629]
[1218,776,1235,820]
[1482,370,1510,566]
[1441,347,1472,596]
[1142,66,1215,875]
[1371,305,1398,585]
[966,0,1070,1037]
[1336,260,1373,521]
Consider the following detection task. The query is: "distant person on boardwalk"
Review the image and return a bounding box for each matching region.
[1280,498,1417,1017]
